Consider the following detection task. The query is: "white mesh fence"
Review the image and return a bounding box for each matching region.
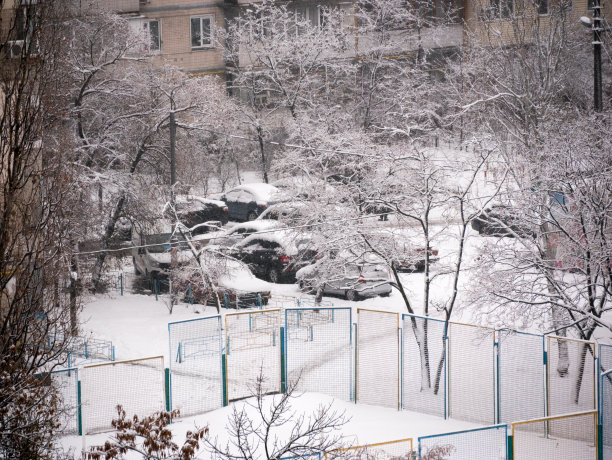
[402,314,446,417]
[325,438,413,459]
[600,344,612,454]
[419,425,507,460]
[225,309,281,400]
[357,309,399,409]
[497,330,545,424]
[50,368,79,434]
[285,308,352,401]
[448,323,495,424]
[80,356,165,434]
[512,411,597,460]
[546,336,596,416]
[168,316,223,417]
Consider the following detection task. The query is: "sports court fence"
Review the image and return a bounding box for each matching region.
[57,305,611,460]
[419,425,506,460]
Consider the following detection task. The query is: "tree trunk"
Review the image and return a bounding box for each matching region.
[91,195,125,292]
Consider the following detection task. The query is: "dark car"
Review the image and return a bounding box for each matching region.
[393,247,439,273]
[165,196,229,233]
[228,231,316,284]
[216,183,286,222]
[471,205,534,238]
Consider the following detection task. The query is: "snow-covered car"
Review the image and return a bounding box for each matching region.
[205,219,281,248]
[471,205,534,238]
[296,253,393,301]
[164,195,229,231]
[228,230,317,283]
[215,183,288,222]
[131,230,193,282]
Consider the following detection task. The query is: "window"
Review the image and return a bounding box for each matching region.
[191,16,213,49]
[536,0,548,14]
[143,19,160,51]
[480,0,513,19]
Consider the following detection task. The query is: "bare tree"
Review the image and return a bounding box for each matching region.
[205,372,349,460]
[0,0,78,457]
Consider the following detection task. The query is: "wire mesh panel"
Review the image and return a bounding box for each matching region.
[448,322,495,424]
[402,314,446,417]
[168,316,223,417]
[497,330,545,424]
[325,438,413,459]
[80,356,165,434]
[285,308,352,401]
[418,425,507,460]
[546,336,596,416]
[50,368,79,434]
[225,309,281,401]
[512,411,597,460]
[357,309,399,409]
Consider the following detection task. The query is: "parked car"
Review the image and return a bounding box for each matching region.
[471,205,534,238]
[393,247,439,273]
[228,230,316,283]
[214,183,287,222]
[206,219,280,248]
[131,229,193,282]
[164,195,229,232]
[296,253,393,301]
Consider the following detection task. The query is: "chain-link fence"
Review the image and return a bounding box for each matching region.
[50,368,80,434]
[418,425,507,460]
[448,322,495,425]
[285,308,353,401]
[168,316,223,416]
[511,411,597,460]
[357,309,399,409]
[547,336,596,416]
[497,330,545,424]
[225,309,281,401]
[402,314,446,417]
[80,356,165,434]
[601,344,612,459]
[326,438,413,459]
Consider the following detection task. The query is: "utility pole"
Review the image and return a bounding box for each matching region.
[593,0,603,112]
[169,109,177,311]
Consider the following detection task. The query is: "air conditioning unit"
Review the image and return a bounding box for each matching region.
[6,40,24,59]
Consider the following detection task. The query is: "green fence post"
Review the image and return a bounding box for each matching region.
[120,273,123,296]
[222,354,228,406]
[598,424,603,460]
[280,327,286,393]
[77,380,82,436]
[507,435,513,460]
[165,368,171,412]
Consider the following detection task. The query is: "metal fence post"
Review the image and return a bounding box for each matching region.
[154,279,158,301]
[280,326,287,393]
[77,380,83,436]
[507,434,513,460]
[165,368,171,412]
[120,273,123,296]
[222,354,228,406]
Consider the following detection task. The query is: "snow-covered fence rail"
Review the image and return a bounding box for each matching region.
[168,316,223,417]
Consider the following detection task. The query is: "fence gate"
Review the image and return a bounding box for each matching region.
[168,316,223,417]
[357,309,399,409]
[546,336,596,416]
[511,411,598,460]
[448,322,495,424]
[80,356,165,434]
[50,368,80,434]
[225,309,281,401]
[497,330,545,424]
[285,308,352,401]
[402,314,446,417]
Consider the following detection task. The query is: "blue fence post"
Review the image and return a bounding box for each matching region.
[111,346,115,361]
[84,343,88,360]
[495,335,500,424]
[280,327,286,393]
[77,380,82,436]
[120,273,123,296]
